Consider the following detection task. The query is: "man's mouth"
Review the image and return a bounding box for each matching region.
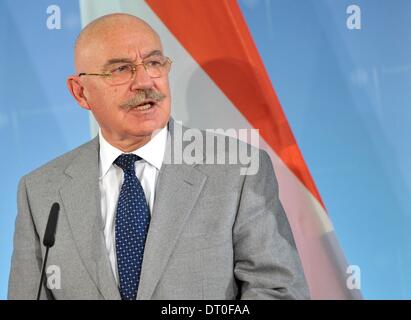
[130,100,156,111]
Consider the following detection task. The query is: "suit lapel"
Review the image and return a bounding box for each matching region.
[60,138,121,300]
[137,120,208,299]
[137,163,207,300]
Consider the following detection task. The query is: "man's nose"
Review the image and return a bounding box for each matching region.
[130,64,154,90]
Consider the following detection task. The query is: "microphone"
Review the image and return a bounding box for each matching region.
[36,202,60,300]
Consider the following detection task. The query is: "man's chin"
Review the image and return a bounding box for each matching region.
[127,120,166,138]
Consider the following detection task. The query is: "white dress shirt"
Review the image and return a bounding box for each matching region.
[98,126,168,283]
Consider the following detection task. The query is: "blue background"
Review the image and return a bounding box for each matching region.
[1,0,411,299]
[0,0,88,299]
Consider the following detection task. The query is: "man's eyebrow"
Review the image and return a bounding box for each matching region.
[103,51,164,68]
[103,58,134,68]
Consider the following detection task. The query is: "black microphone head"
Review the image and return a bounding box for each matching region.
[43,202,60,247]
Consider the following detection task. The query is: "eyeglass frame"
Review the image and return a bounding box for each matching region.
[77,56,172,84]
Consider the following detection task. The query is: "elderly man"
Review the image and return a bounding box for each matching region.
[8,13,309,300]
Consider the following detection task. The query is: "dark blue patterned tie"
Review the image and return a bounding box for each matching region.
[114,154,150,300]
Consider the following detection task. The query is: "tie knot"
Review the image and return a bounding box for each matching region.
[114,154,141,173]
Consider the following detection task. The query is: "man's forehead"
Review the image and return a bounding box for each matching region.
[78,37,162,71]
[99,38,163,62]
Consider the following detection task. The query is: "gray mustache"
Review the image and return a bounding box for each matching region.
[120,89,166,109]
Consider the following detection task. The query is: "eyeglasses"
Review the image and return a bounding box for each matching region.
[78,56,172,85]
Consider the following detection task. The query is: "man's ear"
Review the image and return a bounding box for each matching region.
[67,76,91,110]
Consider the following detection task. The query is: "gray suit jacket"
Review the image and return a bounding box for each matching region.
[8,119,309,300]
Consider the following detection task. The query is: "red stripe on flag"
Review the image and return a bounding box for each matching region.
[146,0,325,209]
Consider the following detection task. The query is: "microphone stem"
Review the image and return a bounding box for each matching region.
[36,246,50,300]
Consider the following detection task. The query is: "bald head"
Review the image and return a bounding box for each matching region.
[74,13,162,73]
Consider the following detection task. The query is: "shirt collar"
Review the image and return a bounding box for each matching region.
[99,125,168,178]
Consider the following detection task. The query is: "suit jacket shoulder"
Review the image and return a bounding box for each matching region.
[22,136,99,185]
